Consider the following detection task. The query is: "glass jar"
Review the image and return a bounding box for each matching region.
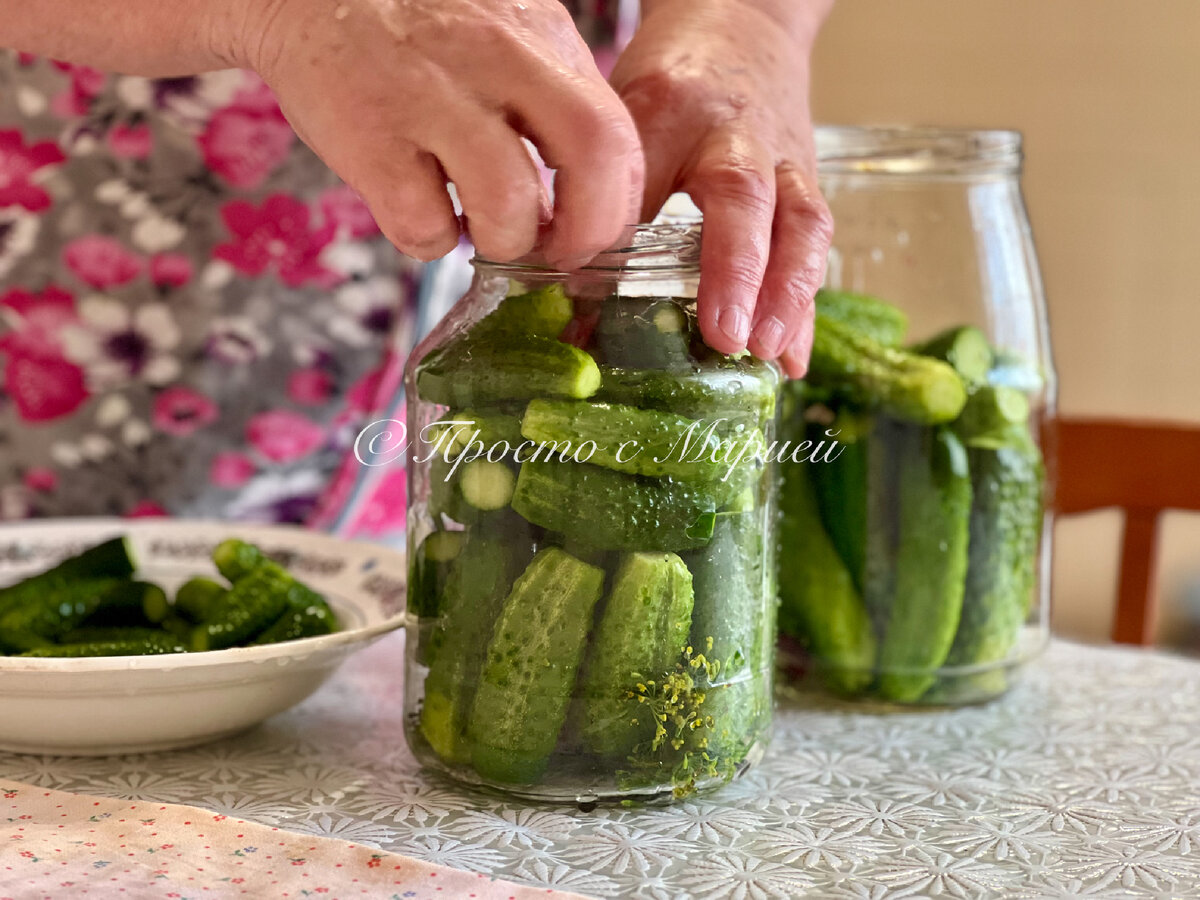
[403,224,780,803]
[777,127,1056,706]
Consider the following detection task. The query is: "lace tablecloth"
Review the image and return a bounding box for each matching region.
[3,637,1199,899]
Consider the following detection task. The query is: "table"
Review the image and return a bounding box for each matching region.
[4,637,1199,898]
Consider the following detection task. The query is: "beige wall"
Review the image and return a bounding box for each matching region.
[811,1,1200,645]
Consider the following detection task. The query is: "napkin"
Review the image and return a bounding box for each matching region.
[0,778,587,900]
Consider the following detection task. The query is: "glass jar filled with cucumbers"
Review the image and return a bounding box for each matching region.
[777,127,1056,706]
[403,225,779,803]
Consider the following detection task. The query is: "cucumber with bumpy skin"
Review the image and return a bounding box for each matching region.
[512,460,722,552]
[0,579,155,652]
[809,314,967,425]
[816,288,908,346]
[778,460,877,694]
[420,529,532,764]
[417,336,601,407]
[577,551,695,758]
[0,537,136,622]
[933,431,1043,701]
[593,364,777,431]
[476,283,573,338]
[189,567,291,651]
[683,512,768,677]
[521,399,729,482]
[251,595,338,645]
[877,427,972,702]
[466,548,605,783]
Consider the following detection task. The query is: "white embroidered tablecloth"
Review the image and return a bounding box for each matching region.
[2,636,1198,899]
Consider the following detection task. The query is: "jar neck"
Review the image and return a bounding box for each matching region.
[815,126,1022,181]
[473,223,701,280]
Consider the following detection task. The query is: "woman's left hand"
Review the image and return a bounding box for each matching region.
[611,0,834,378]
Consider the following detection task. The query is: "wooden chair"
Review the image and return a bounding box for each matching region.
[1050,416,1200,645]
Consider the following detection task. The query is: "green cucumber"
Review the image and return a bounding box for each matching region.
[466,548,605,783]
[577,552,695,758]
[809,409,872,590]
[911,325,993,387]
[0,536,136,621]
[0,579,155,651]
[417,335,601,407]
[458,459,515,511]
[809,314,967,424]
[140,583,173,624]
[593,362,778,431]
[427,408,525,457]
[420,530,532,764]
[409,531,464,620]
[251,596,338,645]
[683,512,769,677]
[22,635,185,657]
[511,460,723,552]
[777,460,876,694]
[521,399,734,482]
[189,567,291,651]
[476,283,573,338]
[876,427,972,702]
[592,297,692,371]
[174,577,227,624]
[212,538,267,583]
[934,433,1044,701]
[816,288,908,346]
[954,385,1031,447]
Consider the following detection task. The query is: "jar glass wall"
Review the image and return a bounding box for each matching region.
[777,127,1056,706]
[403,225,780,802]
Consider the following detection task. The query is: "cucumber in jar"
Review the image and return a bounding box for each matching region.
[931,428,1044,702]
[576,551,695,758]
[876,426,972,702]
[466,547,606,783]
[511,460,723,552]
[420,525,533,765]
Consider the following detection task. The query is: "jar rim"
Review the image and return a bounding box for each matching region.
[474,223,701,275]
[815,125,1023,177]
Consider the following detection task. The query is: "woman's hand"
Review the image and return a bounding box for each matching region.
[225,0,644,266]
[611,0,834,377]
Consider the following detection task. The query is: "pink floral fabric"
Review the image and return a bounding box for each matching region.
[0,4,621,537]
[0,57,422,531]
[0,779,585,900]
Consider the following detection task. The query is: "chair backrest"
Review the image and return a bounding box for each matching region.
[1050,416,1200,645]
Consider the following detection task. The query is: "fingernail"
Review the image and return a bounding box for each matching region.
[718,306,751,347]
[753,315,786,358]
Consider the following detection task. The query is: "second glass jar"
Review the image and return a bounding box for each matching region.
[776,126,1056,707]
[403,225,779,803]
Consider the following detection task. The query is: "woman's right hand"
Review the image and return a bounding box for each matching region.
[220,0,644,267]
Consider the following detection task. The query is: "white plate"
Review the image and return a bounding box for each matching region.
[0,519,406,756]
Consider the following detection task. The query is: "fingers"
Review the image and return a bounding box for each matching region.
[351,147,461,263]
[684,132,777,356]
[425,108,544,262]
[749,162,833,371]
[509,72,644,269]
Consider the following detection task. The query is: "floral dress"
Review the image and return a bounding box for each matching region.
[0,3,625,542]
